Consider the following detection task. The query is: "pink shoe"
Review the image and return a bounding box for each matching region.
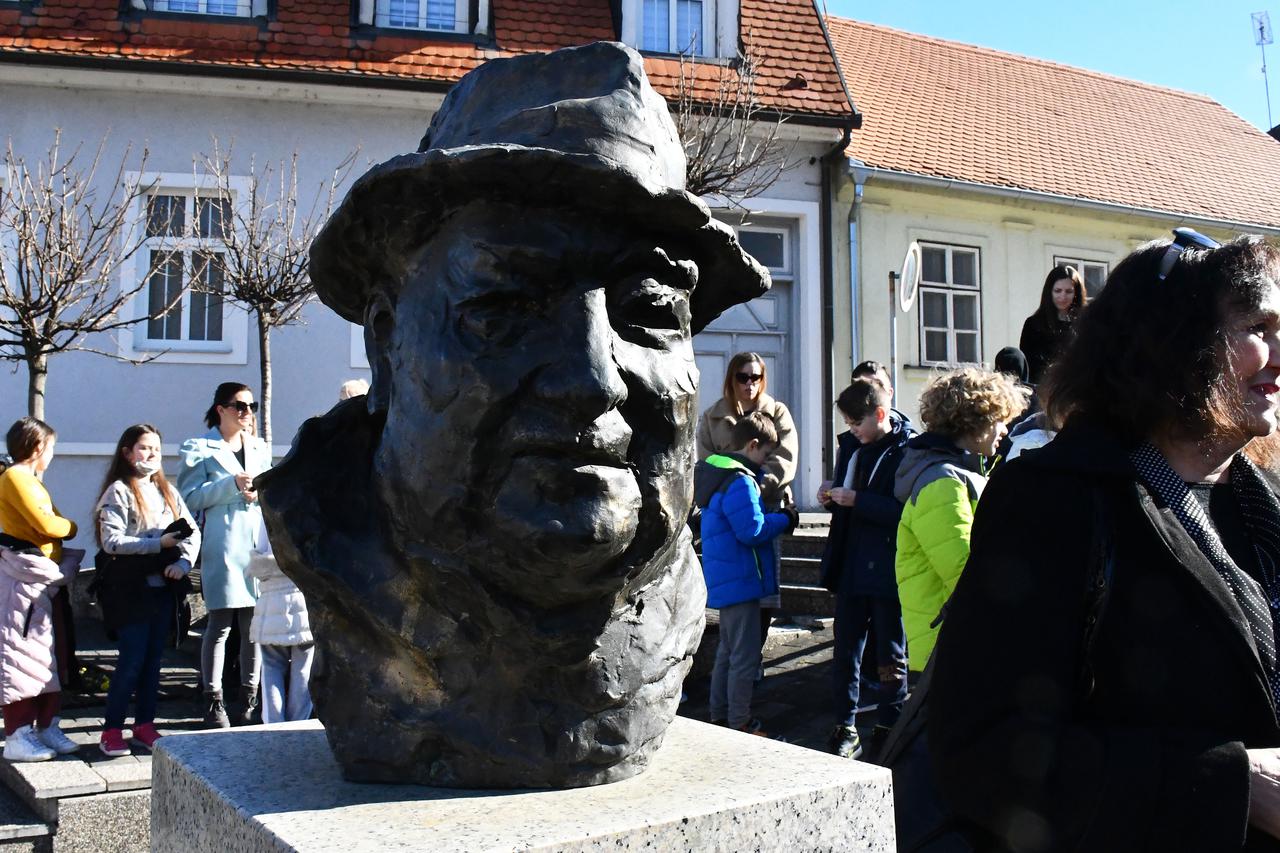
[130,723,162,751]
[99,728,130,758]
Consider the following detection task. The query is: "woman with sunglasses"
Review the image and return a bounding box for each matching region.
[178,382,272,729]
[924,232,1280,850]
[697,354,799,654]
[697,353,798,509]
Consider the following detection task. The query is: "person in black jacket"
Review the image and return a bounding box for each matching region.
[819,378,913,760]
[930,231,1280,851]
[1018,264,1087,384]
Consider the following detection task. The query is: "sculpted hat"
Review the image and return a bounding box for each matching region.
[309,41,770,334]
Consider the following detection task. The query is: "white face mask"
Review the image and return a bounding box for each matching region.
[134,459,161,478]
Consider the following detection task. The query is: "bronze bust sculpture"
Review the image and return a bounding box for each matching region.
[258,40,770,789]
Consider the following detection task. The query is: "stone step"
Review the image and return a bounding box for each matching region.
[780,528,828,560]
[780,583,835,618]
[780,555,822,587]
[0,783,50,852]
[796,512,830,531]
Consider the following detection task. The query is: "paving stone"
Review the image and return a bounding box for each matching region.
[0,783,49,842]
[53,790,149,853]
[82,757,150,793]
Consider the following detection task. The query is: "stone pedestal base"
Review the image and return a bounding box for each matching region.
[151,717,894,852]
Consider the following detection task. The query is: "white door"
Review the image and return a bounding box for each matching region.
[693,222,796,436]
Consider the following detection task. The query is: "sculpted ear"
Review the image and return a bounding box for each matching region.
[363,290,396,413]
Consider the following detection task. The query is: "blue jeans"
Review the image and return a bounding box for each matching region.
[105,586,172,730]
[833,591,907,728]
[259,643,314,724]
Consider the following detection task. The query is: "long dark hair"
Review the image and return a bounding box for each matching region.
[1045,236,1280,443]
[203,382,252,429]
[1030,265,1087,331]
[97,424,181,546]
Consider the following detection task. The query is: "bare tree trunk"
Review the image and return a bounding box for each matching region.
[27,353,48,421]
[257,312,273,445]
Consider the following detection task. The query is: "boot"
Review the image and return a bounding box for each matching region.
[237,685,259,726]
[203,691,230,729]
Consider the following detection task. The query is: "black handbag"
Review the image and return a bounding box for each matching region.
[876,487,1115,852]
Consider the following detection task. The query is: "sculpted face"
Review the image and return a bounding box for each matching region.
[368,201,700,607]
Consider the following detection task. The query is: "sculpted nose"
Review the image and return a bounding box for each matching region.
[538,289,628,415]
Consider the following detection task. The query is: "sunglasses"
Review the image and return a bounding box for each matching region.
[735,372,764,385]
[1157,227,1220,281]
[223,400,259,415]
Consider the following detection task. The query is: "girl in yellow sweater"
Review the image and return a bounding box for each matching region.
[0,418,80,761]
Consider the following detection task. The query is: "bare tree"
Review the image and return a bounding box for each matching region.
[0,132,168,420]
[200,143,354,443]
[673,48,797,203]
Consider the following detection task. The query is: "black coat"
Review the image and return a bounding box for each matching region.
[819,416,913,598]
[93,549,192,634]
[1018,315,1074,385]
[929,422,1280,852]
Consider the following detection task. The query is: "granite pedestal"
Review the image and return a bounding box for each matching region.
[151,717,895,852]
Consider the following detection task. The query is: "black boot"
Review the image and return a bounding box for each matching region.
[237,685,259,726]
[203,692,230,729]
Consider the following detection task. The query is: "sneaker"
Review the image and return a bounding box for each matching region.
[4,725,55,762]
[98,728,130,758]
[733,718,771,737]
[203,693,230,729]
[131,723,162,751]
[829,724,863,759]
[35,718,79,755]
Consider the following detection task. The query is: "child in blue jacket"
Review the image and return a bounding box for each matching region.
[694,412,798,736]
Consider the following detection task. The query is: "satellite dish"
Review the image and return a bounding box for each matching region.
[899,241,922,313]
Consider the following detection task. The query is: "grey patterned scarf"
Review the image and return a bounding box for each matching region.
[1131,443,1280,708]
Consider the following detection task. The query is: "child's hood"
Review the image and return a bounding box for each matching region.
[693,453,757,509]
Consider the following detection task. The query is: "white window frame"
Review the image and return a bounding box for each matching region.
[918,242,982,368]
[118,172,249,366]
[1052,254,1110,295]
[358,0,482,34]
[130,0,268,16]
[736,225,791,277]
[620,0,738,59]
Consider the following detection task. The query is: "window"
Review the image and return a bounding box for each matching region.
[1053,255,1109,296]
[131,0,267,16]
[918,243,982,367]
[737,227,789,276]
[622,0,736,58]
[642,0,709,54]
[138,192,231,350]
[371,0,470,32]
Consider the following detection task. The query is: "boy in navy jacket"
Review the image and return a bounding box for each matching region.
[694,412,798,736]
[818,378,913,759]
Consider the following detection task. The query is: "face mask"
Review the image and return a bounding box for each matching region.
[134,459,161,477]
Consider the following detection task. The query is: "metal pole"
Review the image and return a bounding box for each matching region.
[888,271,899,398]
[1264,40,1274,128]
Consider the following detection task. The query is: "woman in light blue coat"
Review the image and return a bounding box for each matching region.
[178,382,272,729]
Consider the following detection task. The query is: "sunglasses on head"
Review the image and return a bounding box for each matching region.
[735,371,763,385]
[1157,227,1220,281]
[223,400,259,415]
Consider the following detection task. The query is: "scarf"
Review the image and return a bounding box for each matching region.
[1131,443,1280,709]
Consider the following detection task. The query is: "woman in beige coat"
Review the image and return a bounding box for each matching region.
[697,353,799,648]
[696,352,798,507]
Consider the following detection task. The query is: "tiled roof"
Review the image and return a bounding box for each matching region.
[0,0,855,123]
[828,16,1280,229]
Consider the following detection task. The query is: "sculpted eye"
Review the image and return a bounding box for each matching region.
[613,277,690,341]
[457,292,538,345]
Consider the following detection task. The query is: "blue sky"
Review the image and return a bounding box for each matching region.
[823,0,1280,131]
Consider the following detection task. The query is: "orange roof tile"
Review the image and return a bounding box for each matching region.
[827,16,1280,229]
[0,0,855,123]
